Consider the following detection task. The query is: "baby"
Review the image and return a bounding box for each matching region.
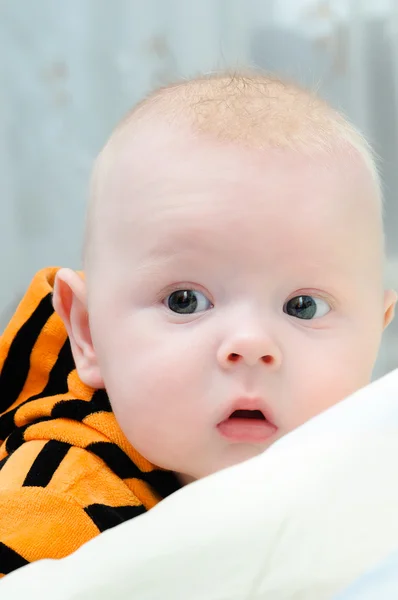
[0,72,396,575]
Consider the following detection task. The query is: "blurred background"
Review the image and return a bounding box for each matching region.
[1,0,397,376]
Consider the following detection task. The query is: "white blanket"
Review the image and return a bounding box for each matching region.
[2,369,398,600]
[334,549,398,599]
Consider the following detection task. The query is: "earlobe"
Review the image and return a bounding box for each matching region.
[53,268,104,389]
[383,289,397,330]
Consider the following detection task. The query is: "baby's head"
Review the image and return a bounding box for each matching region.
[53,72,396,483]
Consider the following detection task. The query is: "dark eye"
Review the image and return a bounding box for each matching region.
[165,290,212,314]
[283,295,330,320]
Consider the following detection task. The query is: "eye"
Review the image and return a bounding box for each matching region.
[283,295,331,320]
[165,290,213,315]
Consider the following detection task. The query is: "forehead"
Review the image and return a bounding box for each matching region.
[94,129,382,275]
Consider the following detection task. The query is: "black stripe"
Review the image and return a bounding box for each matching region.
[0,542,29,574]
[144,469,181,499]
[5,417,52,454]
[0,340,75,442]
[31,338,74,398]
[52,389,112,421]
[5,423,30,455]
[0,454,10,471]
[86,441,181,499]
[0,409,16,442]
[86,441,144,479]
[0,294,54,412]
[23,440,71,487]
[84,503,146,533]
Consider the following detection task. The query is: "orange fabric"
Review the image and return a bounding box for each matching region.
[0,487,100,565]
[0,268,180,576]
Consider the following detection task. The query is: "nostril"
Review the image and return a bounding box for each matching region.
[262,355,273,364]
[228,353,240,362]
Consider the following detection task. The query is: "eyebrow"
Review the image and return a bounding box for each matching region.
[143,227,219,260]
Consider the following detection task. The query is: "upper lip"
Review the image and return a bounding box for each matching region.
[218,396,276,426]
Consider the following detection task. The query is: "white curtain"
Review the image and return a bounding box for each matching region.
[1,0,397,374]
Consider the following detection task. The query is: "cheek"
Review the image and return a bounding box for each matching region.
[283,323,382,430]
[91,316,211,449]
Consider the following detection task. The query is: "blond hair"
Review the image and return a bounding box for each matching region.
[85,71,382,266]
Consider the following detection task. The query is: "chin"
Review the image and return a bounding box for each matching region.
[201,445,271,479]
[176,441,278,483]
[224,443,270,468]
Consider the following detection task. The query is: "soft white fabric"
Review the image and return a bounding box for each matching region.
[2,369,398,600]
[332,548,398,599]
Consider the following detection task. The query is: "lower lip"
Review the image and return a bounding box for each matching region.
[217,418,278,443]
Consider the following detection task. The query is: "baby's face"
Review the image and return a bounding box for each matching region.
[86,131,393,481]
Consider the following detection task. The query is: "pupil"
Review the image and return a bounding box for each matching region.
[287,295,316,319]
[168,290,197,314]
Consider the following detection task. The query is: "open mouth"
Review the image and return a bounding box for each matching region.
[217,406,277,442]
[228,409,266,421]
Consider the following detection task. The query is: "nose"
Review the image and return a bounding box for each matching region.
[217,330,282,370]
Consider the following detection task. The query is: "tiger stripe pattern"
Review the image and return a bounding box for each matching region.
[0,268,180,577]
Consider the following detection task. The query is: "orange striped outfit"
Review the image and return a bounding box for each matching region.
[0,268,180,577]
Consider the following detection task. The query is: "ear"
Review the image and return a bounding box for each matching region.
[52,268,104,388]
[383,289,397,330]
